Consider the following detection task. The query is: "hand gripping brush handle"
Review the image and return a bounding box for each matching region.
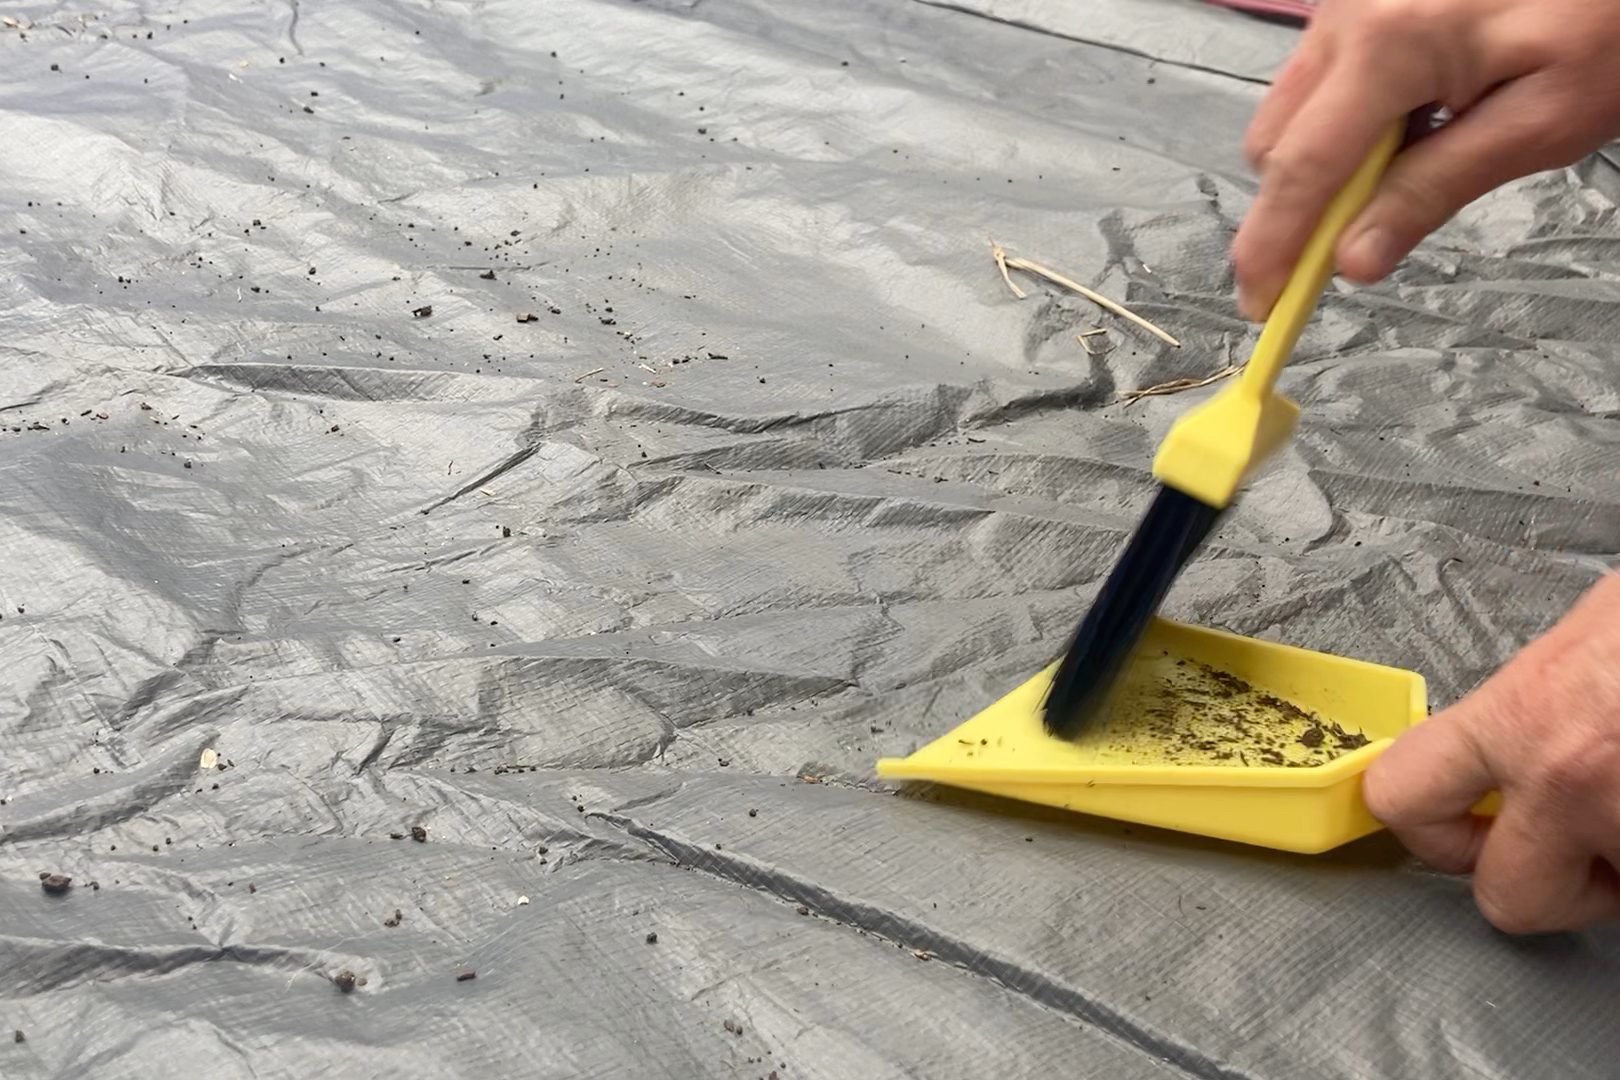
[1042,124,1405,740]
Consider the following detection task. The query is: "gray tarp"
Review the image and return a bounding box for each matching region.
[2,0,1617,1076]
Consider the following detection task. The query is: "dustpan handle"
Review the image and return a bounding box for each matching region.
[1240,123,1403,400]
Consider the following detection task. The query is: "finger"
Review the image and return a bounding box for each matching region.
[1232,60,1431,319]
[1471,807,1620,934]
[1363,705,1495,873]
[1337,75,1588,283]
[1245,41,1331,170]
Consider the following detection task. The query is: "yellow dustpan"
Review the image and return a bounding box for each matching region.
[877,618,1428,853]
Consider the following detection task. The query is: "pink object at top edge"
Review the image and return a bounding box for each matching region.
[1202,0,1315,22]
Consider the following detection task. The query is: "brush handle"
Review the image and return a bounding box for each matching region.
[1239,124,1403,401]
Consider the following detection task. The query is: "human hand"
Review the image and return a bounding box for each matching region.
[1232,0,1620,320]
[1363,573,1620,934]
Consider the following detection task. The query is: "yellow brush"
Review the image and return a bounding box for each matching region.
[1042,125,1404,739]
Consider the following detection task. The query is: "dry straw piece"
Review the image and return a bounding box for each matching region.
[1077,328,1113,356]
[991,241,1180,348]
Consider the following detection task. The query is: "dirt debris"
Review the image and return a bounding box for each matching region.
[1082,652,1373,767]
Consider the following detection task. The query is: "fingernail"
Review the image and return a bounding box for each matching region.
[1343,226,1397,280]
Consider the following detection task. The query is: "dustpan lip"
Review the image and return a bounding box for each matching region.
[876,738,1392,789]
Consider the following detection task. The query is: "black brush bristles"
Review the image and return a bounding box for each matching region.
[1041,486,1221,740]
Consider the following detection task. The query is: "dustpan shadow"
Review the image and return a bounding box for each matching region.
[895,779,1411,872]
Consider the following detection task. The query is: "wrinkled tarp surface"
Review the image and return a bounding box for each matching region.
[2,0,1618,1076]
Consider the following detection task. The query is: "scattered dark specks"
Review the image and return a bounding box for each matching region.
[383,908,403,928]
[410,825,428,843]
[723,1019,743,1036]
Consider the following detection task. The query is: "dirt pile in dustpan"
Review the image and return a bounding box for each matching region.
[1081,651,1371,768]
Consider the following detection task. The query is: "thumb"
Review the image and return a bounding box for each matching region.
[1363,700,1497,873]
[1337,75,1588,283]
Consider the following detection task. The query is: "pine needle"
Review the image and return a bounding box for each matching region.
[1119,363,1242,406]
